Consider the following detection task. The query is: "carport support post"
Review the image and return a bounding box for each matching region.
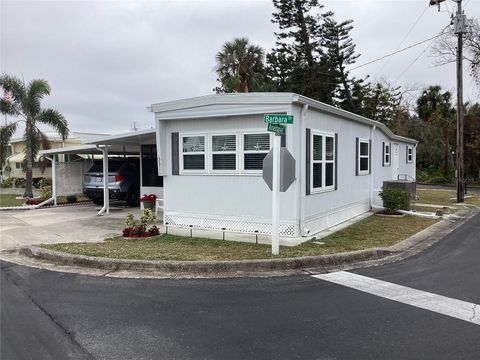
[52,155,57,206]
[96,145,109,215]
[271,134,281,256]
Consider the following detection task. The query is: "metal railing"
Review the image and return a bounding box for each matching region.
[397,174,416,182]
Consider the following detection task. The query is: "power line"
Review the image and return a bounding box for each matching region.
[392,37,438,85]
[349,30,447,72]
[376,4,429,75]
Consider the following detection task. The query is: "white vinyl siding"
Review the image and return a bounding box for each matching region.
[358,139,370,175]
[310,131,335,193]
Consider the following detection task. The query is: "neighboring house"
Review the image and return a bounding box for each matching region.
[2,131,109,181]
[149,93,416,238]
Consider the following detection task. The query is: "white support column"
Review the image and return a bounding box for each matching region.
[271,134,281,255]
[52,155,57,206]
[96,145,109,215]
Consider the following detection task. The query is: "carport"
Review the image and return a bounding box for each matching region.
[39,129,162,216]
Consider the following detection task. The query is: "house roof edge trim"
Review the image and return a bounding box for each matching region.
[148,93,417,145]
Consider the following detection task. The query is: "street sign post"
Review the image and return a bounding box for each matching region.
[264,114,294,124]
[263,114,295,255]
[267,123,286,135]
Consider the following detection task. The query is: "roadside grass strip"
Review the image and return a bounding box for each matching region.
[313,271,480,326]
[41,215,437,261]
[416,189,480,207]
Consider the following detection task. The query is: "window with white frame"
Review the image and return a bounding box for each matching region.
[311,131,335,192]
[357,139,370,175]
[243,133,270,171]
[211,134,236,171]
[383,142,391,167]
[406,145,413,163]
[182,135,205,170]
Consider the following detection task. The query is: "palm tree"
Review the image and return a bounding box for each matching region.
[215,37,265,93]
[0,74,69,198]
[416,85,455,176]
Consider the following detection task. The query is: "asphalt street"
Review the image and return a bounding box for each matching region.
[1,213,479,360]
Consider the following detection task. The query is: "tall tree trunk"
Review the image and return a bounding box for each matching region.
[24,122,34,198]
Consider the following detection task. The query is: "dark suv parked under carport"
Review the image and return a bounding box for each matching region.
[83,158,140,206]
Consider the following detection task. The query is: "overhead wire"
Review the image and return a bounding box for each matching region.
[376,4,429,75]
[349,31,447,72]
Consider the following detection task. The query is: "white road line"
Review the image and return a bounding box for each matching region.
[312,271,480,326]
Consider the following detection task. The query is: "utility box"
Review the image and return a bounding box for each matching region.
[383,180,417,210]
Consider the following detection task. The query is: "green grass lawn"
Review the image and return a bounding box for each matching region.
[416,189,480,207]
[0,194,25,207]
[0,193,89,207]
[42,215,438,261]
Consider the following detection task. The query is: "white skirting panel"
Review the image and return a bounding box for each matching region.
[164,212,297,237]
[305,200,371,236]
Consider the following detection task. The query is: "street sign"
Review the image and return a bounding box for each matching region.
[262,148,296,192]
[267,123,286,135]
[264,114,294,124]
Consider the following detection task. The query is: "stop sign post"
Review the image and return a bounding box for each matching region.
[263,114,295,255]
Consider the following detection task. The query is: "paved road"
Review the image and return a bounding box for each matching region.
[2,214,479,359]
[417,183,480,193]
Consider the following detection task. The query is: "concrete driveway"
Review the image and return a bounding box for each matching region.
[0,204,142,251]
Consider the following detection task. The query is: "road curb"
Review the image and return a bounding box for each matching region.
[17,206,479,276]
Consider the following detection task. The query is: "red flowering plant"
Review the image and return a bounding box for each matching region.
[140,194,157,203]
[122,209,160,238]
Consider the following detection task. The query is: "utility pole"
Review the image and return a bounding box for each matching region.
[454,0,466,203]
[429,0,466,202]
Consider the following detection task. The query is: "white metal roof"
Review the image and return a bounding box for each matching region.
[148,93,417,144]
[83,129,156,145]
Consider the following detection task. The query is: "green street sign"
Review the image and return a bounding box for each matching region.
[264,114,294,124]
[267,123,286,135]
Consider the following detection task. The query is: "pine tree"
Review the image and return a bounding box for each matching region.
[267,0,336,103]
[323,18,361,111]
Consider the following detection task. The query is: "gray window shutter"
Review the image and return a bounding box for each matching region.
[335,133,338,190]
[382,142,385,167]
[355,137,359,176]
[281,133,286,147]
[172,132,179,175]
[306,128,311,195]
[369,139,372,174]
[406,145,408,163]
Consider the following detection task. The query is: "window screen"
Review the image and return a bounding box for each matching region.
[244,133,270,170]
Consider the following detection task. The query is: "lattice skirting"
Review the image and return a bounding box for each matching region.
[164,212,297,237]
[305,201,370,235]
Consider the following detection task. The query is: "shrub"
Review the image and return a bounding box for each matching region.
[66,195,77,203]
[41,185,52,199]
[123,209,159,238]
[379,187,409,212]
[14,177,25,188]
[25,198,44,205]
[1,177,14,188]
[429,176,449,185]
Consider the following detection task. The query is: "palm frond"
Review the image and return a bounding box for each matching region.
[37,129,52,174]
[0,122,17,164]
[0,74,25,103]
[37,108,69,140]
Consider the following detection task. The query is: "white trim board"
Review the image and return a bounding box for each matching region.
[313,271,480,326]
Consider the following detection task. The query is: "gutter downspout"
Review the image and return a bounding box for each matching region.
[299,104,308,236]
[96,145,109,216]
[33,155,56,208]
[370,125,376,209]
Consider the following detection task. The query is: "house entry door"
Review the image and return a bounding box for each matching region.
[392,143,399,180]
